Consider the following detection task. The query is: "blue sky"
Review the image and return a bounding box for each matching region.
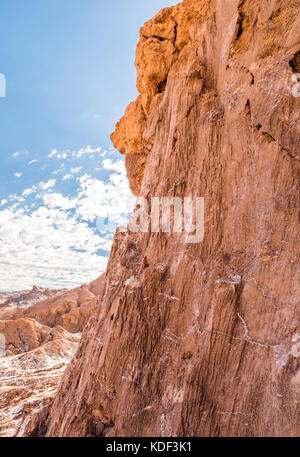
[0,0,175,291]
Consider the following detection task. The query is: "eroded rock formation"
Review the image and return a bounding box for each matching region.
[0,334,80,437]
[25,0,299,437]
[0,275,105,435]
[0,286,67,310]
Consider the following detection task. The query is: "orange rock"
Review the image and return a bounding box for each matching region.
[14,274,106,334]
[0,318,66,355]
[24,0,300,438]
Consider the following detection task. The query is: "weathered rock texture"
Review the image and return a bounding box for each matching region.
[0,334,80,437]
[26,0,299,437]
[0,275,105,436]
[0,275,106,343]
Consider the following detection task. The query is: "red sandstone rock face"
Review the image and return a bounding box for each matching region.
[25,0,299,437]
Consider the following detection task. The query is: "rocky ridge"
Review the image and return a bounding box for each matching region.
[0,286,67,310]
[0,275,105,436]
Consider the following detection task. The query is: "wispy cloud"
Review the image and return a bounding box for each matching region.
[53,164,65,175]
[72,145,102,159]
[39,179,56,190]
[70,166,82,174]
[22,186,37,198]
[48,149,57,158]
[48,145,103,161]
[63,174,73,181]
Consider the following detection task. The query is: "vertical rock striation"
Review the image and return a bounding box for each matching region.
[25,0,299,437]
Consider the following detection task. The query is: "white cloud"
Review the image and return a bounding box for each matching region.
[72,145,102,159]
[75,167,135,223]
[102,159,125,173]
[40,179,56,190]
[63,174,73,181]
[29,159,38,165]
[70,166,82,174]
[0,153,134,291]
[1,200,7,206]
[48,149,68,160]
[48,149,57,158]
[57,152,68,160]
[42,193,76,210]
[8,194,25,203]
[0,206,109,290]
[13,151,19,158]
[49,151,68,160]
[22,186,37,198]
[15,172,22,178]
[48,146,103,162]
[53,164,65,175]
[62,167,82,180]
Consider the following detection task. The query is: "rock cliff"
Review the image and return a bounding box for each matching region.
[25,0,299,437]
